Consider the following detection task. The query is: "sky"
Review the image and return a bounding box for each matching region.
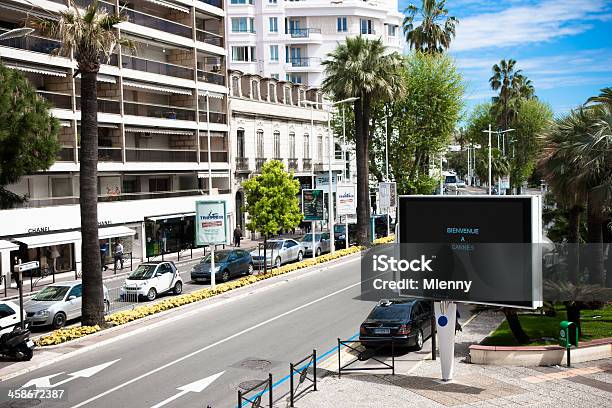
[397,0,612,118]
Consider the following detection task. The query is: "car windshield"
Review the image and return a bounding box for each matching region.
[302,234,321,242]
[367,303,412,321]
[265,242,283,250]
[202,252,230,263]
[445,176,457,183]
[32,286,70,301]
[128,264,157,280]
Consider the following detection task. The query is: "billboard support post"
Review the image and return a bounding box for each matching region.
[196,200,227,288]
[434,301,456,381]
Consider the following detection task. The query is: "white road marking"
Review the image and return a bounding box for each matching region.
[20,360,120,389]
[70,279,362,408]
[149,371,225,408]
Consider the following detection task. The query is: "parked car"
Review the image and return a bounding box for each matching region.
[191,249,253,283]
[333,224,357,248]
[250,239,304,269]
[371,214,393,239]
[359,299,433,350]
[456,179,466,188]
[24,281,110,329]
[300,232,331,257]
[0,301,22,335]
[121,261,183,301]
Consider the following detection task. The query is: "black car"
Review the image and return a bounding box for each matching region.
[191,249,253,283]
[359,299,433,350]
[333,223,357,248]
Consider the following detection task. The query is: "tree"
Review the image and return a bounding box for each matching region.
[489,59,533,130]
[35,0,133,326]
[509,99,552,191]
[322,36,404,245]
[0,63,60,209]
[388,53,463,194]
[242,160,303,272]
[402,0,458,53]
[475,148,509,187]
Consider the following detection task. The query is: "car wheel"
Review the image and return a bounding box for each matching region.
[17,344,33,361]
[221,270,230,282]
[247,263,254,275]
[173,281,183,295]
[147,288,157,301]
[52,312,66,329]
[274,257,281,268]
[415,329,424,351]
[315,247,321,257]
[297,251,303,262]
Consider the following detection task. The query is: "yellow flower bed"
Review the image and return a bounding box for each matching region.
[36,236,394,346]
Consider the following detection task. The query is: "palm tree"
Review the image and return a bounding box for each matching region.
[322,37,404,245]
[35,1,133,326]
[587,87,612,107]
[402,0,458,54]
[489,59,534,129]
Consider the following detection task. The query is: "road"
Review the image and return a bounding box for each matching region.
[0,254,386,407]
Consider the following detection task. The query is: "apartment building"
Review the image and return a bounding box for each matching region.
[0,0,230,282]
[226,0,403,87]
[228,69,347,236]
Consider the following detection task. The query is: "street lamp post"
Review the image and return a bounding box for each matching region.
[482,125,515,195]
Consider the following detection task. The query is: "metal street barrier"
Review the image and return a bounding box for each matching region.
[337,338,395,378]
[237,373,273,408]
[289,349,317,407]
[105,286,140,315]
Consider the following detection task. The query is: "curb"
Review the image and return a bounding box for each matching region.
[0,253,362,381]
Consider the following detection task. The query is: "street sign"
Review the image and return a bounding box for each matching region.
[14,261,39,273]
[195,201,227,245]
[302,189,324,221]
[336,184,356,216]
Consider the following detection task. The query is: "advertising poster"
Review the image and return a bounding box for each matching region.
[196,201,227,245]
[336,184,356,216]
[302,189,324,221]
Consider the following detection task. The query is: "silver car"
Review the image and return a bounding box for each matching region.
[250,239,304,269]
[24,281,109,329]
[301,232,331,257]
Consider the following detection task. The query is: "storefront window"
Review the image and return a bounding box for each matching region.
[145,216,196,257]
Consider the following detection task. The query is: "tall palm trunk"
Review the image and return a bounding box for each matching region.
[80,69,104,326]
[567,205,581,284]
[586,192,604,285]
[355,98,370,245]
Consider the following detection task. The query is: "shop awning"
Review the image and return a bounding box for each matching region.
[143,0,189,13]
[147,212,195,222]
[99,226,136,240]
[197,90,226,99]
[14,231,82,248]
[125,127,194,136]
[123,80,192,96]
[197,171,229,178]
[97,74,117,84]
[4,63,66,77]
[0,240,19,252]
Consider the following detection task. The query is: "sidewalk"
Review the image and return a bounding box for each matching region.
[0,233,304,301]
[298,311,612,408]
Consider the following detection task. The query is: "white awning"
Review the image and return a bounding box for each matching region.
[4,63,66,77]
[143,0,189,13]
[0,240,19,252]
[123,80,192,96]
[99,226,136,240]
[125,127,194,136]
[147,212,195,222]
[59,120,72,127]
[198,171,229,178]
[197,90,226,99]
[14,231,81,248]
[97,74,117,84]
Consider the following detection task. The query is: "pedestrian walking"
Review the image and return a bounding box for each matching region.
[100,240,109,271]
[114,240,124,270]
[233,226,242,247]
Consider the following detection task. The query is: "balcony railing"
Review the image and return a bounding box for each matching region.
[78,147,123,162]
[196,30,224,47]
[288,158,298,171]
[197,69,225,86]
[124,101,196,121]
[38,91,72,110]
[121,55,194,80]
[255,157,266,172]
[198,111,227,124]
[200,151,228,162]
[289,57,319,67]
[289,28,321,38]
[236,157,249,171]
[123,8,192,38]
[76,96,121,114]
[303,158,312,171]
[125,148,198,162]
[74,0,115,14]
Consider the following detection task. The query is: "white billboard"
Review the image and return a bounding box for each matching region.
[336,184,357,216]
[196,201,227,245]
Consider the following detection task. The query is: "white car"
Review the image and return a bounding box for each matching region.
[0,301,22,335]
[120,261,183,301]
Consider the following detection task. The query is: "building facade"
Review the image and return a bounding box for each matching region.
[0,0,231,283]
[226,0,402,87]
[228,69,347,237]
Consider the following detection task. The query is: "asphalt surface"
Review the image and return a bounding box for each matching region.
[0,254,389,407]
